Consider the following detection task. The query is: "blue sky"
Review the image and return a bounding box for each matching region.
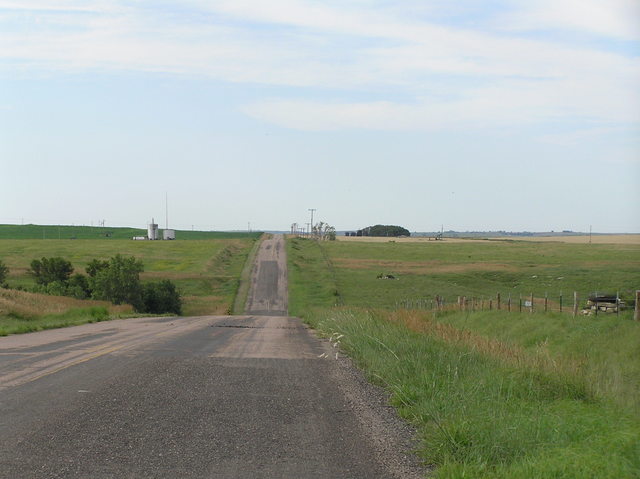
[1,0,639,232]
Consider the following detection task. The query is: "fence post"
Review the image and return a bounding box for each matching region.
[519,294,522,313]
[616,291,619,318]
[489,299,493,311]
[530,293,534,314]
[572,291,578,317]
[544,292,548,312]
[635,290,640,321]
[559,293,563,313]
[508,293,511,312]
[497,292,501,310]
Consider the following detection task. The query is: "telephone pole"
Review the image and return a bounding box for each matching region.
[308,208,316,237]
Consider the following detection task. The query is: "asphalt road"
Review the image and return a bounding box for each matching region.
[0,235,424,478]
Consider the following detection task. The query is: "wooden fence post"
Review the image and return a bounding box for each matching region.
[559,293,563,313]
[530,293,534,314]
[508,293,511,312]
[635,290,640,321]
[572,291,578,317]
[519,294,522,313]
[544,292,548,312]
[489,299,493,311]
[497,292,501,310]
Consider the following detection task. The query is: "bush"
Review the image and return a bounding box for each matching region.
[68,273,91,299]
[90,254,144,309]
[141,280,182,315]
[86,259,109,278]
[0,259,8,284]
[29,257,73,285]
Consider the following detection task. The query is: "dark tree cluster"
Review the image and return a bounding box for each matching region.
[26,255,181,315]
[356,225,410,237]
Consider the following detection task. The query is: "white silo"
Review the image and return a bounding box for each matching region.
[148,218,159,240]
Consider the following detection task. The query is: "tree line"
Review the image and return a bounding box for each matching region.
[0,256,181,315]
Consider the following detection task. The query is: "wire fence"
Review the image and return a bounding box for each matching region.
[395,290,640,319]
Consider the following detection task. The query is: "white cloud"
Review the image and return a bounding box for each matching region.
[498,0,640,41]
[1,1,638,132]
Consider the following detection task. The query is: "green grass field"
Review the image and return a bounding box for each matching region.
[0,224,260,241]
[0,231,260,328]
[287,237,640,478]
[315,238,639,309]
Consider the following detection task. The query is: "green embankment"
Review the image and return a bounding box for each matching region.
[287,237,640,478]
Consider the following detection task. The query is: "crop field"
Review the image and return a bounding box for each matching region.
[0,233,259,332]
[0,224,257,241]
[287,237,640,478]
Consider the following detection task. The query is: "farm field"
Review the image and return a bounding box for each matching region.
[336,234,640,245]
[287,237,640,478]
[0,223,257,241]
[0,233,260,333]
[309,236,639,310]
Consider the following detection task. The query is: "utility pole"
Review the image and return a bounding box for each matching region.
[308,209,316,237]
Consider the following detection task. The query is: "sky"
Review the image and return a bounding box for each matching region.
[1,0,639,233]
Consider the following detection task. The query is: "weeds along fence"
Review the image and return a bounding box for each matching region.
[395,290,640,320]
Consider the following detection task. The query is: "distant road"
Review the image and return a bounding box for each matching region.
[0,235,423,478]
[244,234,289,316]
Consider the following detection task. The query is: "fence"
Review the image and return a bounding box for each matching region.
[395,290,640,320]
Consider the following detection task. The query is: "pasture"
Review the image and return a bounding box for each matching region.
[0,234,259,327]
[309,237,639,311]
[287,237,640,478]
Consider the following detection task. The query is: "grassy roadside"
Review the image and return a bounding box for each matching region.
[287,237,640,478]
[0,289,136,336]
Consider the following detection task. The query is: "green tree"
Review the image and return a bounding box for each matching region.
[67,273,91,299]
[141,280,182,315]
[29,257,74,285]
[358,225,410,237]
[90,255,144,309]
[86,259,109,278]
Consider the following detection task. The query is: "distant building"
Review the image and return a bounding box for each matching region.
[148,219,159,240]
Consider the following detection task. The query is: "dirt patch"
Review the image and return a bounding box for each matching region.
[333,258,519,274]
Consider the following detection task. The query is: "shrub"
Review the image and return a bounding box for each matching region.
[141,280,182,315]
[90,254,144,309]
[29,257,73,285]
[68,273,91,299]
[86,259,109,278]
[0,259,8,284]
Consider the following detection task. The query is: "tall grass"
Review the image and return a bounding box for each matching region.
[309,309,640,478]
[288,237,640,477]
[0,289,134,335]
